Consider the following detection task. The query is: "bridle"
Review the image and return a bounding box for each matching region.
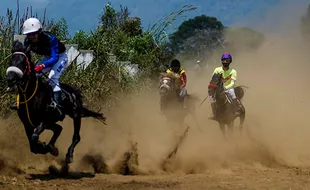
[13,52,31,76]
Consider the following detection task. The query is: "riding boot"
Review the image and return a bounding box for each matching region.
[233,98,242,116]
[53,91,65,121]
[208,103,217,120]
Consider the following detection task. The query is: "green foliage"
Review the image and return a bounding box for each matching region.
[100,2,118,31]
[46,17,70,41]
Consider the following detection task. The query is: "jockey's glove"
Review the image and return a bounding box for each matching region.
[34,64,45,72]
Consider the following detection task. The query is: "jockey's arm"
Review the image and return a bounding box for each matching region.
[180,72,187,88]
[43,36,60,67]
[225,70,237,90]
[225,80,235,90]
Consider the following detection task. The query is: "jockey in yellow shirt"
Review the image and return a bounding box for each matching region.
[166,59,188,109]
[208,52,243,120]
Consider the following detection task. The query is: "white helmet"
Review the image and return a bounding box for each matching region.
[22,18,42,35]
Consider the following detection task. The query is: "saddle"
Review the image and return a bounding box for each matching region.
[41,78,77,109]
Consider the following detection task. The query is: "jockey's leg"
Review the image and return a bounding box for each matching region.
[48,53,68,101]
[48,53,68,121]
[179,87,187,108]
[226,88,242,114]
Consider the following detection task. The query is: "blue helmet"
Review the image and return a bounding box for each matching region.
[221,52,232,61]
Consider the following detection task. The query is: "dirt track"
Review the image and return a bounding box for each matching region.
[1,165,310,190]
[2,2,310,190]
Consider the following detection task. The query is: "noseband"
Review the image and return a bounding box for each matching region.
[159,76,174,91]
[6,52,31,78]
[13,52,31,76]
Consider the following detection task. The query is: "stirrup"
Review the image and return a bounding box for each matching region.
[49,101,58,108]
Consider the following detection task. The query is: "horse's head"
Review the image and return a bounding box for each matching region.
[6,40,33,91]
[208,73,224,98]
[159,72,175,95]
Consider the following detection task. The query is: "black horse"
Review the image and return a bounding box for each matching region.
[6,40,106,165]
[207,73,246,138]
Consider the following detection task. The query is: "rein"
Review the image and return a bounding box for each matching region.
[12,51,38,128]
[16,77,39,128]
[208,82,228,107]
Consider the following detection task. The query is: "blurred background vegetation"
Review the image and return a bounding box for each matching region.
[0,1,266,118]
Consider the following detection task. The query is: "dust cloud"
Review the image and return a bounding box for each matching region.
[1,0,310,176]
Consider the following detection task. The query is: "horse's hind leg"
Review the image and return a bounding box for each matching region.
[45,124,63,156]
[65,116,81,164]
[228,120,234,136]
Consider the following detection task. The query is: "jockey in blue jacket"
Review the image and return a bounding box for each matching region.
[22,18,68,117]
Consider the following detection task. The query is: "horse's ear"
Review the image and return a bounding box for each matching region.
[25,44,31,54]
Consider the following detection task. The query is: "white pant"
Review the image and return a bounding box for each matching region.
[209,88,237,103]
[37,52,68,92]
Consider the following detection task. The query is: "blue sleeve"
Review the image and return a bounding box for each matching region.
[43,36,59,67]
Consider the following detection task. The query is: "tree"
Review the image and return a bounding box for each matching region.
[46,17,69,41]
[120,17,143,37]
[100,1,118,31]
[169,15,224,56]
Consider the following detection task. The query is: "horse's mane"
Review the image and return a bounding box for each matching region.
[11,40,34,70]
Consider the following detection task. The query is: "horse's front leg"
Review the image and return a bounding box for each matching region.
[65,116,81,164]
[219,122,227,140]
[31,122,46,144]
[45,123,63,157]
[23,123,49,155]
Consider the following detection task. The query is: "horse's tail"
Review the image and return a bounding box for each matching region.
[81,106,107,125]
[235,85,249,100]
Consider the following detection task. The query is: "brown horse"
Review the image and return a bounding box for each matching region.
[207,73,246,138]
[158,72,200,128]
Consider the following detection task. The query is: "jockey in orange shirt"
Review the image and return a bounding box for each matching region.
[166,59,188,109]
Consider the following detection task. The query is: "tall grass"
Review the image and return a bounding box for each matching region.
[0,3,196,117]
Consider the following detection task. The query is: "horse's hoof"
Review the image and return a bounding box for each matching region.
[31,134,39,143]
[59,114,65,121]
[60,163,69,175]
[48,145,59,157]
[65,154,73,164]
